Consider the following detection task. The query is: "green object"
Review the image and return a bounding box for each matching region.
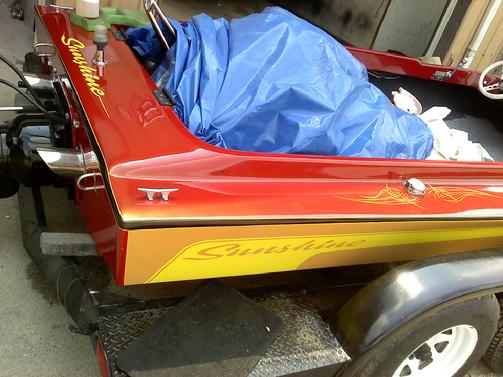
[70,7,149,31]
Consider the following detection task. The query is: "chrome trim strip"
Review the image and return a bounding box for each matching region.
[49,4,74,10]
[120,211,503,229]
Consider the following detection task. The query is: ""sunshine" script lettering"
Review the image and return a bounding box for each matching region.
[61,35,105,97]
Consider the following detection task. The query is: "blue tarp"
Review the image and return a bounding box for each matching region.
[127,7,433,159]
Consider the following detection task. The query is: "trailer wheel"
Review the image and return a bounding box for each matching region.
[340,294,499,377]
[484,296,503,373]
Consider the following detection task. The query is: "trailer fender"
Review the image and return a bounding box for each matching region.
[331,249,503,358]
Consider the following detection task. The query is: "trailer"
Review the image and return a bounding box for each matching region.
[2,3,503,376]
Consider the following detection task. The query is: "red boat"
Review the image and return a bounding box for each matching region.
[22,4,503,286]
[2,4,503,377]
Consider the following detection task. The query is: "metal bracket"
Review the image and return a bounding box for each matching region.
[34,43,55,58]
[433,59,466,81]
[49,4,74,10]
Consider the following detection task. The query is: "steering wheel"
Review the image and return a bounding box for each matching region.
[478,60,503,100]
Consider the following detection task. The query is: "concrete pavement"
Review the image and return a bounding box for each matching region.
[0,8,98,377]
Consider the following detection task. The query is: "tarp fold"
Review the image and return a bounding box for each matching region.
[127,7,433,159]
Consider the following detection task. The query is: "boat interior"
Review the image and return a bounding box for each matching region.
[131,0,503,164]
[370,72,503,162]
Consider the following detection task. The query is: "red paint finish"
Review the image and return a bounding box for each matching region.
[38,6,503,227]
[37,7,503,283]
[347,47,481,88]
[36,10,123,281]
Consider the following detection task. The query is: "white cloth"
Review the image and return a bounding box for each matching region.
[419,107,494,162]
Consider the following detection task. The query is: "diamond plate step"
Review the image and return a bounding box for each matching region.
[97,293,349,377]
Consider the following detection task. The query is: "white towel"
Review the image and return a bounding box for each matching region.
[419,107,494,162]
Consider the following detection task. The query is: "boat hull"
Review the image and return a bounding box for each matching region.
[35,6,503,285]
[124,220,503,284]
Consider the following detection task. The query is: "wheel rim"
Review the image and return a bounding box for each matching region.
[392,325,478,377]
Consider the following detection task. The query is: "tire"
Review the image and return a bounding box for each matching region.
[484,295,503,372]
[339,294,499,377]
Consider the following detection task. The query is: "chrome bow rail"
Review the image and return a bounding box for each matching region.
[143,0,176,50]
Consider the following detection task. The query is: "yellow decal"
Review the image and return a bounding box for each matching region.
[335,185,423,208]
[61,35,105,97]
[336,185,503,208]
[430,186,502,203]
[147,226,503,283]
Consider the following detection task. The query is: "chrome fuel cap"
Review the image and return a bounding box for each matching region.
[403,178,427,196]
